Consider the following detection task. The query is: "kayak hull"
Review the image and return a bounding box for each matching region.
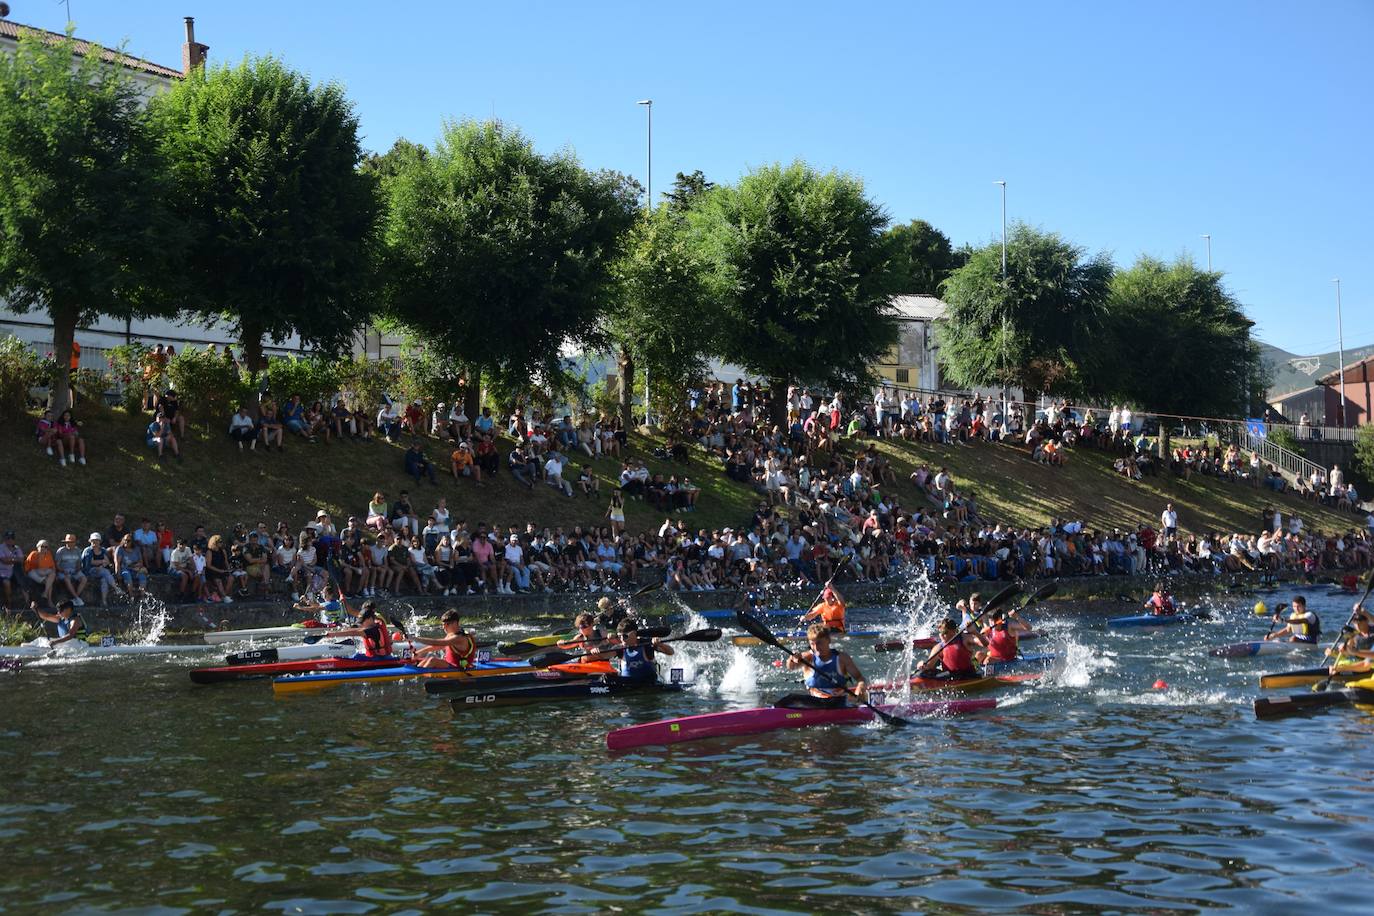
[271,659,593,694]
[191,656,399,684]
[0,641,216,658]
[1108,614,1184,628]
[423,661,614,696]
[225,641,359,665]
[876,632,1042,653]
[1258,667,1366,689]
[450,677,683,710]
[203,625,322,646]
[605,698,997,751]
[984,653,1056,674]
[1253,691,1351,720]
[1208,640,1321,659]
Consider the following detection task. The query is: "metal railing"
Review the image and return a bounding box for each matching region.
[1271,421,1359,443]
[1218,422,1329,488]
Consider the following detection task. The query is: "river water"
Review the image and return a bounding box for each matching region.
[2,584,1372,914]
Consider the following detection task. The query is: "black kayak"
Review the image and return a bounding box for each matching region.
[1253,691,1352,720]
[448,676,683,710]
[425,668,577,696]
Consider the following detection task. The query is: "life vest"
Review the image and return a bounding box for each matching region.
[984,626,1018,662]
[619,644,656,681]
[815,597,846,632]
[360,622,392,658]
[444,634,476,669]
[1289,612,1321,643]
[804,649,846,697]
[1148,594,1175,616]
[941,639,976,676]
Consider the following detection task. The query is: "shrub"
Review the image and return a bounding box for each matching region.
[397,345,467,407]
[260,356,338,408]
[1268,427,1303,455]
[1355,424,1374,483]
[0,335,43,421]
[334,355,399,412]
[105,342,152,413]
[71,367,110,406]
[166,347,250,424]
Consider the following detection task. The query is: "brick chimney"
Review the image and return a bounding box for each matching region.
[181,16,209,75]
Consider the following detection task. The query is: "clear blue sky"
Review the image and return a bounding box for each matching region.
[16,0,1373,355]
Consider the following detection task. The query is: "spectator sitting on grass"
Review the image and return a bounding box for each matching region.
[53,410,87,467]
[450,441,482,486]
[366,493,389,532]
[475,434,499,478]
[54,534,87,606]
[405,441,438,485]
[305,400,332,443]
[154,389,186,439]
[257,400,285,451]
[229,405,257,450]
[508,442,537,488]
[578,464,599,498]
[328,399,353,440]
[544,449,574,497]
[281,394,311,441]
[350,402,374,440]
[146,411,182,461]
[401,400,424,436]
[377,400,402,442]
[392,491,420,537]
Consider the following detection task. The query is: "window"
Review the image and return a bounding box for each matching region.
[895,369,909,384]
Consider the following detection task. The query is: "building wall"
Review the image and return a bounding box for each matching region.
[874,318,940,390]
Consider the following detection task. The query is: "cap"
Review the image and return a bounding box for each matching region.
[89,532,101,542]
[316,510,329,518]
[2,530,14,538]
[36,539,49,548]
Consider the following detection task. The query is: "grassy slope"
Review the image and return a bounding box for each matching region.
[2,405,1357,545]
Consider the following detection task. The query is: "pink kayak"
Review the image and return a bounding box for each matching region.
[606,697,997,751]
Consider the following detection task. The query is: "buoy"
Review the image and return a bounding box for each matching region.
[1153,679,1168,690]
[1253,601,1268,616]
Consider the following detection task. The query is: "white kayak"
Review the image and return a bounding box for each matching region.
[0,638,218,658]
[225,640,360,665]
[1207,639,1323,659]
[203,624,331,646]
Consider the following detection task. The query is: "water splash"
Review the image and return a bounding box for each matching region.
[1051,636,1118,688]
[718,648,762,699]
[124,593,171,646]
[883,562,943,700]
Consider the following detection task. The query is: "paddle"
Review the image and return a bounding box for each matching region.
[915,582,1023,677]
[529,627,722,669]
[386,613,419,660]
[1259,603,1288,642]
[503,625,671,657]
[1312,573,1374,693]
[733,607,921,728]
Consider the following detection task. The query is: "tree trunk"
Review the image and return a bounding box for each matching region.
[49,309,77,416]
[1159,419,1172,474]
[617,346,635,431]
[241,324,266,376]
[769,376,789,428]
[463,368,481,421]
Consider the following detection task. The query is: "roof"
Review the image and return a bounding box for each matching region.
[1267,385,1324,404]
[1317,352,1374,386]
[890,294,948,322]
[0,20,183,81]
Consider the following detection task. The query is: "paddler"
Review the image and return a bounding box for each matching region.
[979,607,1032,665]
[557,611,610,653]
[917,617,987,680]
[594,595,628,633]
[781,623,867,707]
[411,609,478,669]
[958,592,988,629]
[801,580,847,633]
[1144,581,1176,616]
[31,599,84,646]
[1264,595,1321,644]
[612,618,673,683]
[1327,609,1374,675]
[320,601,394,659]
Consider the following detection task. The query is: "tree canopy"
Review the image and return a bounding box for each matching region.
[0,29,179,412]
[380,119,639,389]
[148,56,379,371]
[1103,256,1266,416]
[938,223,1113,399]
[689,161,899,420]
[884,219,966,296]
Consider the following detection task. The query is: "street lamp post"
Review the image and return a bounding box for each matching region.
[637,99,653,426]
[1201,234,1212,271]
[994,180,1007,277]
[1333,278,1347,427]
[994,180,1008,419]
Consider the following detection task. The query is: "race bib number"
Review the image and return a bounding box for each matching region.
[476,649,492,663]
[669,668,684,684]
[100,636,116,648]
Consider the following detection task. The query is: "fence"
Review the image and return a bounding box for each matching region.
[1218,421,1330,488]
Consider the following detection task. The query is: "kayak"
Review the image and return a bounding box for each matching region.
[271,659,594,694]
[870,672,1041,695]
[225,640,360,665]
[497,625,671,657]
[1349,676,1374,703]
[1108,613,1185,628]
[191,655,402,684]
[605,697,998,751]
[984,653,1056,674]
[450,676,684,710]
[202,624,332,646]
[876,632,1043,653]
[1258,666,1367,689]
[1208,640,1322,659]
[0,638,217,658]
[1253,690,1352,720]
[423,661,614,696]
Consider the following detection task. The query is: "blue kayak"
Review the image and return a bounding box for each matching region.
[1108,613,1185,628]
[984,653,1056,674]
[272,659,528,693]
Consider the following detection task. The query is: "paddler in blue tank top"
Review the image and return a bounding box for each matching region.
[412,609,477,669]
[32,599,84,646]
[614,618,672,683]
[781,623,868,707]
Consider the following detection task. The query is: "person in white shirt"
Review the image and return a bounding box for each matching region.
[544,451,573,497]
[1108,406,1121,434]
[229,406,257,450]
[1160,504,1178,540]
[1120,406,1133,432]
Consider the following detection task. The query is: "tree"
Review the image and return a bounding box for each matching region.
[608,207,715,429]
[380,119,639,396]
[0,29,179,414]
[1354,424,1374,482]
[938,223,1113,401]
[148,57,379,372]
[1104,256,1268,461]
[689,161,899,425]
[884,219,966,295]
[360,137,428,183]
[664,170,714,213]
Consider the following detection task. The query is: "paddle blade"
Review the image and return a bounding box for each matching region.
[731,636,764,648]
[735,609,784,649]
[631,582,662,598]
[1024,581,1057,605]
[671,628,722,643]
[983,583,1023,614]
[385,615,410,639]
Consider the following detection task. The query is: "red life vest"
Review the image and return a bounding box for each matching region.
[941,639,975,675]
[984,626,1018,662]
[444,635,476,669]
[361,622,392,658]
[1148,594,1175,616]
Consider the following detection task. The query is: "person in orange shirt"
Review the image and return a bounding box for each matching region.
[802,581,847,633]
[24,539,57,607]
[450,441,482,485]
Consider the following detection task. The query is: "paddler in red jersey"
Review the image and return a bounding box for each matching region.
[979,607,1032,665]
[918,617,987,680]
[780,623,868,708]
[557,611,609,654]
[802,581,847,633]
[412,609,478,669]
[1144,581,1176,617]
[323,601,395,658]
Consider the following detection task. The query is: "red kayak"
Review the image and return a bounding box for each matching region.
[190,655,399,685]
